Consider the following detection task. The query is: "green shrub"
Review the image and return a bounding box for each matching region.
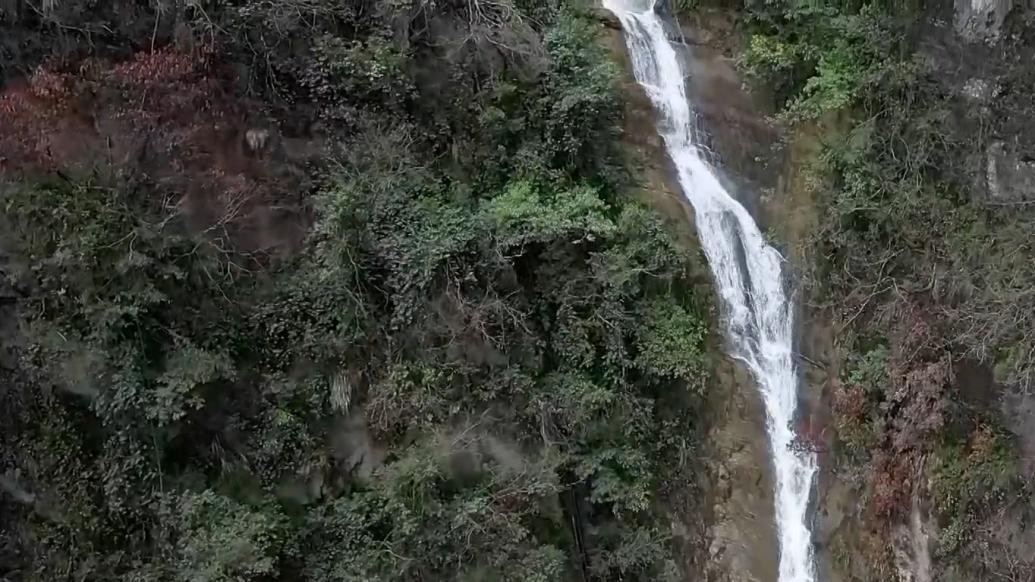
[0,3,709,580]
[175,491,293,582]
[635,298,709,390]
[930,426,1019,556]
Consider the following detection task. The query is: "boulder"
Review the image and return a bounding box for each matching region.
[590,7,622,30]
[986,140,1035,203]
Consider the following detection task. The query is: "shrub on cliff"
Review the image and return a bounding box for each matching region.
[0,2,711,580]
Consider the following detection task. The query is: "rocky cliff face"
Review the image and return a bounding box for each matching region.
[604,0,1035,580]
[817,1,1035,581]
[946,0,1035,205]
[600,7,784,581]
[954,0,1015,41]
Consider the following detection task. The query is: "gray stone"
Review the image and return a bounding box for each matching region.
[891,495,934,582]
[955,0,1014,42]
[986,140,1035,202]
[590,7,621,30]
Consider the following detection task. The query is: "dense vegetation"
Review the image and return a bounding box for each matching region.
[0,1,711,580]
[739,0,1035,579]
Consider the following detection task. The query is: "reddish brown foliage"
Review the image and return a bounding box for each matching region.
[866,305,952,519]
[887,358,950,452]
[0,48,311,254]
[843,301,954,521]
[832,379,867,421]
[109,49,198,87]
[968,424,998,461]
[1,49,235,173]
[870,450,917,519]
[0,69,94,171]
[885,302,951,454]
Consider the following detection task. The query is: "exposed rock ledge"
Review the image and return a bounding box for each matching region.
[954,0,1014,42]
[590,7,622,30]
[986,140,1035,203]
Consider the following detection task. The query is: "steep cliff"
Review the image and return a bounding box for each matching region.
[609,0,1035,580]
[601,5,793,581]
[729,0,1035,580]
[0,2,715,580]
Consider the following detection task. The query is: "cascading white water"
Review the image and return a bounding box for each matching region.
[602,1,819,580]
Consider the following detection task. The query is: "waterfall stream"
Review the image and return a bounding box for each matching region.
[601,2,819,580]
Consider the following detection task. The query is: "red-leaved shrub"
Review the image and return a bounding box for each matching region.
[1,47,309,255]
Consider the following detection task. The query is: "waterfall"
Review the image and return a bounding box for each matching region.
[601,1,819,581]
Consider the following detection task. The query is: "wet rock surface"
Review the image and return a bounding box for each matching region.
[602,9,783,581]
[604,1,1035,581]
[603,17,700,250]
[954,0,1014,42]
[703,358,780,582]
[590,6,623,30]
[677,10,782,225]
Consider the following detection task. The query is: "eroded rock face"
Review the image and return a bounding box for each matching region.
[703,359,780,582]
[601,11,783,580]
[891,495,934,582]
[591,6,622,30]
[986,140,1035,202]
[954,0,1013,42]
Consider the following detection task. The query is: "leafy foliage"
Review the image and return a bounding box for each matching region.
[742,3,897,120]
[635,298,708,388]
[742,0,1035,576]
[930,425,1018,557]
[485,180,616,248]
[304,436,567,581]
[174,491,294,582]
[0,1,711,580]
